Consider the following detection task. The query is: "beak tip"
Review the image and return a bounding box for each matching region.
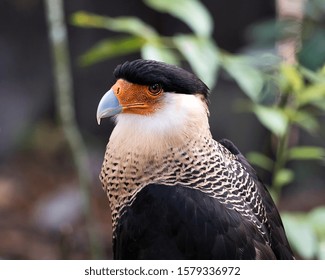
[96,88,121,124]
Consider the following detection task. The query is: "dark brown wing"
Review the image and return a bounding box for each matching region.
[114,184,277,259]
[219,138,295,259]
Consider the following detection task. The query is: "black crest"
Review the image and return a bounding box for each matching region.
[113,59,209,99]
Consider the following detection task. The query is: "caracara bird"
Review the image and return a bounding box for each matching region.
[96,59,294,260]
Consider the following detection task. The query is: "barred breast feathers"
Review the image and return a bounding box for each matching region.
[101,141,267,237]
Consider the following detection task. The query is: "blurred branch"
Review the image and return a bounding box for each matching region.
[44,0,101,259]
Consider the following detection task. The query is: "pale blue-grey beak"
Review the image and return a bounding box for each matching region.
[96,89,122,125]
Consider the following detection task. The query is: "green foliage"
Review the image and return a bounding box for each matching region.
[246,59,325,260]
[246,0,325,71]
[141,43,179,65]
[252,105,288,137]
[72,0,325,259]
[246,152,274,172]
[221,55,264,102]
[288,146,325,161]
[247,65,325,212]
[79,36,145,66]
[71,4,218,89]
[299,0,325,70]
[71,12,157,39]
[282,207,325,259]
[173,35,220,88]
[144,0,213,37]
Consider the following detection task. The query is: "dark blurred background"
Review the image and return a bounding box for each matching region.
[0,0,324,259]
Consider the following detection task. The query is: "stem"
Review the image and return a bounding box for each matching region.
[271,0,305,201]
[271,124,290,200]
[44,0,102,259]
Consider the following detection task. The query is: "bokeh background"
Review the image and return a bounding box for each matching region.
[0,0,324,259]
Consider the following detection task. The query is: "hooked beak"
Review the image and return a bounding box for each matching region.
[96,88,122,125]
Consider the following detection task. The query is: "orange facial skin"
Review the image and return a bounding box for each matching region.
[112,79,164,115]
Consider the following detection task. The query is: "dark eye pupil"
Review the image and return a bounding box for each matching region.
[149,83,161,94]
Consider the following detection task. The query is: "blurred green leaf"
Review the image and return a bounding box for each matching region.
[144,0,213,37]
[279,64,304,94]
[252,105,288,136]
[298,83,325,107]
[222,55,264,101]
[282,212,318,259]
[300,65,325,83]
[318,241,325,260]
[320,64,325,76]
[313,101,325,111]
[298,29,325,70]
[282,208,325,260]
[274,168,294,188]
[309,207,325,239]
[287,146,325,161]
[173,35,220,89]
[246,151,274,172]
[305,0,325,20]
[79,36,145,66]
[71,11,157,40]
[141,43,180,65]
[290,109,320,134]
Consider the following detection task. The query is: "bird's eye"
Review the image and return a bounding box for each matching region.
[148,83,162,95]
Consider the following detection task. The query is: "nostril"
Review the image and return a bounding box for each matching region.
[116,87,120,95]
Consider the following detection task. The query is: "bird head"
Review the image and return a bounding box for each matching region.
[97,59,211,148]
